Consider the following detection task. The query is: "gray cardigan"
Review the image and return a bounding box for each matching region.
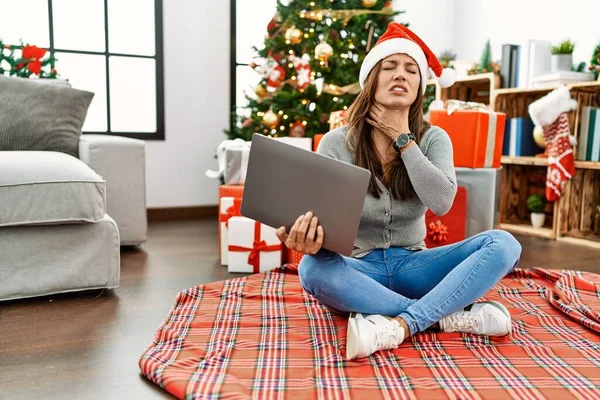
[316,125,457,250]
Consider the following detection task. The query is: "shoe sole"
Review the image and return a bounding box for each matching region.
[485,301,512,335]
[346,313,360,360]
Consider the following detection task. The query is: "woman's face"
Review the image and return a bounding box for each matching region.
[374,53,420,110]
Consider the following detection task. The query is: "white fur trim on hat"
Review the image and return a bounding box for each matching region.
[528,85,577,126]
[359,38,429,93]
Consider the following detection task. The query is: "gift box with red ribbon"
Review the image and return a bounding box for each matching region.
[283,247,304,265]
[429,109,506,168]
[219,197,242,265]
[329,110,347,131]
[424,186,467,248]
[218,185,244,265]
[228,216,282,273]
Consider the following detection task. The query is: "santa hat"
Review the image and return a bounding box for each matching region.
[359,22,456,93]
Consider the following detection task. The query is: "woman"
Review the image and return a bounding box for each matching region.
[274,23,522,360]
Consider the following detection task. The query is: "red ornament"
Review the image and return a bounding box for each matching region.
[291,54,311,90]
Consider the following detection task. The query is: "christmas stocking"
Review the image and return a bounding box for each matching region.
[529,85,578,202]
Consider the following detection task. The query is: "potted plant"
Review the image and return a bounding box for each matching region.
[526,194,546,228]
[551,39,575,72]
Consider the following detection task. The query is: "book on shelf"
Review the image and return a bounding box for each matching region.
[501,44,520,88]
[577,106,600,162]
[502,117,538,157]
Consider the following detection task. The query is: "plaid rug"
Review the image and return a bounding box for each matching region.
[139,266,600,399]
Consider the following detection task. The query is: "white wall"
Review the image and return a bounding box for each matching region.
[394,0,458,57]
[145,2,230,208]
[454,0,599,75]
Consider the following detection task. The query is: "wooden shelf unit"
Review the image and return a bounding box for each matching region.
[493,82,600,248]
[427,72,500,106]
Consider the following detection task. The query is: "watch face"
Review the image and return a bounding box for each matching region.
[397,134,410,147]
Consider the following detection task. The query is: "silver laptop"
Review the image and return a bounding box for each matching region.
[240,133,375,257]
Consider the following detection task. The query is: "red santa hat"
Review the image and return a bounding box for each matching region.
[359,22,456,93]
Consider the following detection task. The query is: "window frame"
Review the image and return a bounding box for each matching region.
[46,0,165,140]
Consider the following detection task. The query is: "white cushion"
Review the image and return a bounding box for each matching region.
[0,151,106,226]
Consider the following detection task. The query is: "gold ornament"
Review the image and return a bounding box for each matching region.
[362,0,377,8]
[315,40,334,67]
[263,110,279,128]
[254,83,267,97]
[533,125,546,148]
[285,27,303,45]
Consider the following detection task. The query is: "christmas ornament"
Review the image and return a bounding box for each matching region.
[533,125,546,148]
[291,54,311,90]
[242,118,254,128]
[255,57,286,89]
[529,85,578,202]
[254,83,267,97]
[362,0,377,8]
[267,13,281,38]
[315,40,334,67]
[262,110,279,128]
[285,27,303,45]
[290,121,306,137]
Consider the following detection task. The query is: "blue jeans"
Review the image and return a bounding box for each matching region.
[298,229,522,336]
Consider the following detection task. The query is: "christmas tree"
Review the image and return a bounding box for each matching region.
[226,0,404,141]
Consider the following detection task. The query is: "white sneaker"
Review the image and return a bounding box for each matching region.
[346,313,405,360]
[439,301,512,336]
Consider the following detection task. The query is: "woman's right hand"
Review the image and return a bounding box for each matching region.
[275,211,324,255]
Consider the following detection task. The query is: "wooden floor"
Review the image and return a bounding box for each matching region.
[1,218,599,399]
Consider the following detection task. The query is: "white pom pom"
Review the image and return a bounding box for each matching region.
[437,68,456,88]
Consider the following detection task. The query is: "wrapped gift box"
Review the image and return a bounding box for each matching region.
[425,187,467,248]
[218,185,244,264]
[205,139,251,185]
[329,110,347,131]
[430,109,506,168]
[273,137,312,151]
[313,134,324,152]
[456,167,502,237]
[219,197,242,265]
[283,247,304,264]
[224,143,251,185]
[228,216,282,273]
[219,184,244,199]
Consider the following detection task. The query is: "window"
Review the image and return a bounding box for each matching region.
[0,0,164,140]
[230,0,277,121]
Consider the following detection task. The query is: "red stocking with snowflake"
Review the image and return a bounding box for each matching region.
[528,86,578,202]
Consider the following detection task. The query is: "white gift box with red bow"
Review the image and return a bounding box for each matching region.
[227,216,282,273]
[219,197,242,265]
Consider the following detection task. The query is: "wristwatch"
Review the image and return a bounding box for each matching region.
[392,133,416,152]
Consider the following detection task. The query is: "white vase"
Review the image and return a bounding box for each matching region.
[551,54,572,72]
[530,213,546,228]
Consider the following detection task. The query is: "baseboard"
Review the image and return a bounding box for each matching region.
[147,205,218,221]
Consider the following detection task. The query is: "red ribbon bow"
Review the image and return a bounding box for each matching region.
[228,221,281,273]
[428,220,448,243]
[219,198,242,228]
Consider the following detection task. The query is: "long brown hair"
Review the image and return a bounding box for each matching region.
[345,60,430,200]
